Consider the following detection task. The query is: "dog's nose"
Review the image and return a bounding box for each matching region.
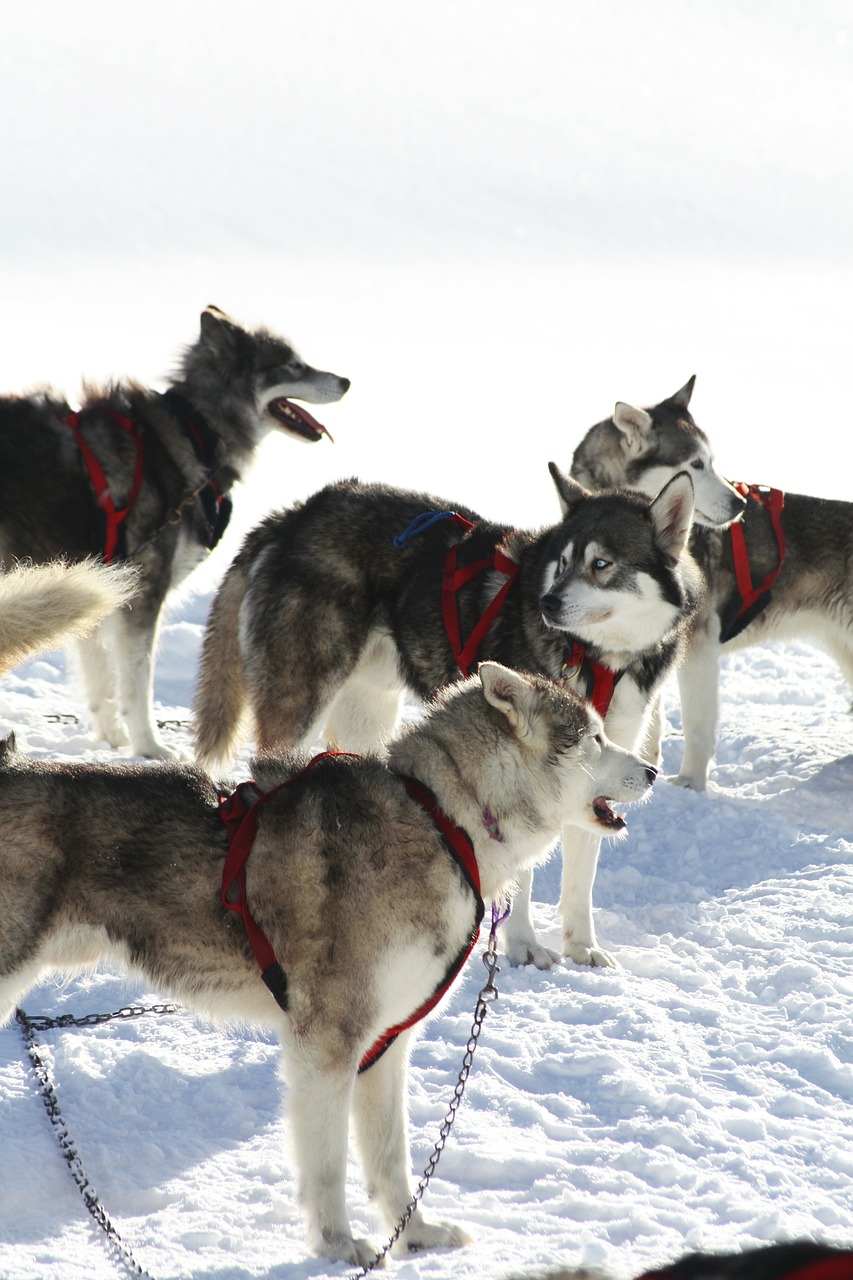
[540,593,560,619]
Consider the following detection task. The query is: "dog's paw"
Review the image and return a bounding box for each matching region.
[134,737,187,762]
[94,718,130,749]
[667,772,707,792]
[318,1231,384,1267]
[564,938,618,969]
[392,1218,472,1255]
[502,935,560,970]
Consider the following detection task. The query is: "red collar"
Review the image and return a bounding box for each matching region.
[217,756,484,1072]
[561,641,621,717]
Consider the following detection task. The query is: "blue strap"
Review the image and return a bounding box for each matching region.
[392,510,461,548]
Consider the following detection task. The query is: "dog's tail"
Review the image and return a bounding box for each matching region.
[0,559,138,678]
[193,560,251,769]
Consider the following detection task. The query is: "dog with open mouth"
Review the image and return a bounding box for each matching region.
[0,306,349,759]
[0,662,654,1264]
[193,465,700,970]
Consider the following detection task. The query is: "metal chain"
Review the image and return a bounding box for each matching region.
[15,928,501,1280]
[15,1004,178,1280]
[349,929,501,1279]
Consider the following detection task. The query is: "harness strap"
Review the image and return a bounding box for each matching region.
[160,389,233,549]
[218,756,484,1073]
[562,641,622,718]
[442,543,519,678]
[723,483,786,642]
[62,411,144,564]
[218,750,350,1011]
[358,775,484,1072]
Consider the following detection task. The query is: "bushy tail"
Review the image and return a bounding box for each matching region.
[0,559,138,677]
[192,561,251,769]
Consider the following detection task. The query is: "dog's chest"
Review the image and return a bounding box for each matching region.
[170,521,211,585]
[369,888,477,1030]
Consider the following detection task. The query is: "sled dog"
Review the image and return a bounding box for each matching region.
[0,559,137,678]
[194,468,699,968]
[0,663,655,1264]
[571,376,853,789]
[0,307,349,759]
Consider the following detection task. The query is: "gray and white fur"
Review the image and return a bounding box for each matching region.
[0,306,349,759]
[0,663,655,1264]
[570,376,853,789]
[193,467,699,968]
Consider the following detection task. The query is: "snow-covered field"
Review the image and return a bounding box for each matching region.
[1,616,852,1280]
[1,2,852,1278]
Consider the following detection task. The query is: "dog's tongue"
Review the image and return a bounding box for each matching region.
[593,796,626,831]
[268,397,334,443]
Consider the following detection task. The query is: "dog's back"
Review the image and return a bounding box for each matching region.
[193,478,488,765]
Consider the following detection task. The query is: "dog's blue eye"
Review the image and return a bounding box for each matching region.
[593,559,610,572]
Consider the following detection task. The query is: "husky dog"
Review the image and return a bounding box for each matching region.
[571,377,853,789]
[0,559,137,679]
[194,468,699,968]
[0,307,349,759]
[0,663,655,1264]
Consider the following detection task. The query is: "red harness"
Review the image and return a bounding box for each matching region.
[440,515,519,678]
[560,641,620,717]
[61,410,144,564]
[217,754,484,1073]
[395,508,620,712]
[724,483,786,641]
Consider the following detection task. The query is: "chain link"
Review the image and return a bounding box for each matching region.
[16,933,501,1280]
[349,932,501,1279]
[15,1004,179,1279]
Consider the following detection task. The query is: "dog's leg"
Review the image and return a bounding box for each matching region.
[324,632,404,753]
[643,691,664,769]
[113,600,179,760]
[287,1052,374,1266]
[673,630,721,790]
[0,959,47,1026]
[76,623,128,748]
[560,827,613,967]
[499,869,560,969]
[351,1032,472,1255]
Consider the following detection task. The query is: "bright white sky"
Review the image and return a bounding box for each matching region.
[0,1,851,522]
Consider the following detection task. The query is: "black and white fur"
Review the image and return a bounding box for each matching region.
[570,377,853,789]
[0,307,349,759]
[193,467,700,968]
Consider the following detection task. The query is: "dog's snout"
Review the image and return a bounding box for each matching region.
[541,592,560,619]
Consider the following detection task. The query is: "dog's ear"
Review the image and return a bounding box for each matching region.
[200,306,241,348]
[480,662,536,736]
[549,462,589,517]
[650,471,695,565]
[612,402,654,452]
[0,731,17,762]
[667,374,696,411]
